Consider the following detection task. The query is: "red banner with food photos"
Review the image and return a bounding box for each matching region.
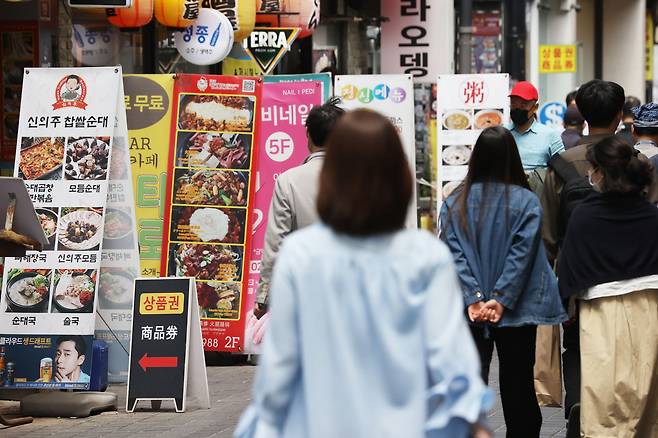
[161,74,262,353]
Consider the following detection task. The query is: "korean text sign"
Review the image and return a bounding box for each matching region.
[539,45,577,73]
[125,75,175,278]
[243,80,323,354]
[381,0,450,82]
[161,74,262,353]
[436,74,510,212]
[127,278,190,412]
[0,66,122,390]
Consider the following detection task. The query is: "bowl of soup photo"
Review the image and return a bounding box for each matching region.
[475,110,504,129]
[442,110,472,130]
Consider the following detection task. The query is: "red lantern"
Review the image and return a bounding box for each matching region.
[107,0,154,28]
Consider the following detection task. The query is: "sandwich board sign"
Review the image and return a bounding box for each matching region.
[243,27,300,75]
[126,277,209,412]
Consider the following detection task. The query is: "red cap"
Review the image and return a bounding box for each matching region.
[509,81,539,101]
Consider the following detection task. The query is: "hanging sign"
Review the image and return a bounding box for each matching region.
[126,277,209,412]
[160,74,262,353]
[124,75,175,279]
[243,27,300,75]
[175,8,234,66]
[0,66,123,390]
[436,73,510,209]
[539,45,577,74]
[243,80,323,354]
[335,74,417,228]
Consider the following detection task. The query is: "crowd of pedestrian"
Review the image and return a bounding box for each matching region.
[235,79,658,438]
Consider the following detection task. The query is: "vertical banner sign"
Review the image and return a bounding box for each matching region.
[124,75,175,278]
[243,80,323,354]
[472,10,502,74]
[335,74,417,228]
[95,78,141,383]
[0,66,121,389]
[381,0,449,82]
[264,73,332,102]
[127,277,209,412]
[161,74,262,352]
[436,74,509,211]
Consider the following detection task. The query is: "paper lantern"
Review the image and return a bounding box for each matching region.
[155,0,200,28]
[279,0,319,38]
[106,0,154,28]
[201,0,255,41]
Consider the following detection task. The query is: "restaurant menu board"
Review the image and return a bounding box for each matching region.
[436,74,509,208]
[161,74,262,353]
[335,74,417,228]
[0,67,122,389]
[243,80,323,354]
[125,75,175,278]
[95,79,141,383]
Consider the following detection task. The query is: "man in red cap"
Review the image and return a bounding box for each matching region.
[507,81,565,178]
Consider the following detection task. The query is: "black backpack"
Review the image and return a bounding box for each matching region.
[548,154,593,244]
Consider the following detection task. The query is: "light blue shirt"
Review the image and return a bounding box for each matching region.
[235,224,492,438]
[507,120,565,170]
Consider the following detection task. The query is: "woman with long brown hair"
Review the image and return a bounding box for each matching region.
[235,110,492,438]
[440,126,566,438]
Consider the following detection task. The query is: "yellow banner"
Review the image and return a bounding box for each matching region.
[139,292,185,315]
[124,74,175,277]
[539,45,577,74]
[647,12,654,82]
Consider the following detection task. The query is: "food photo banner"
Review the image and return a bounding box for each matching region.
[0,66,123,390]
[243,79,323,354]
[161,74,262,353]
[436,73,509,209]
[335,74,417,228]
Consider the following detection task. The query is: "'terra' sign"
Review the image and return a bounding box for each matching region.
[126,278,209,412]
[243,27,300,75]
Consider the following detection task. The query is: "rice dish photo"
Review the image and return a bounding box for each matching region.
[179,95,254,132]
[178,133,250,169]
[174,169,248,206]
[196,282,241,319]
[19,137,65,180]
[474,110,504,129]
[173,244,242,281]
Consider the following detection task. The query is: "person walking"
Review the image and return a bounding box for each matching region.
[540,80,658,435]
[631,102,658,159]
[253,98,344,319]
[235,110,493,438]
[561,105,585,150]
[440,126,567,438]
[558,136,658,438]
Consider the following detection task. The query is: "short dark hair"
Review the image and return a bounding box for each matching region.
[575,80,625,128]
[67,75,80,83]
[305,97,345,147]
[317,109,412,236]
[56,335,87,357]
[587,136,654,194]
[623,96,641,118]
[633,126,658,138]
[565,90,578,107]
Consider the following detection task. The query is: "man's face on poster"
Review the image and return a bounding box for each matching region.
[55,340,84,380]
[65,77,79,93]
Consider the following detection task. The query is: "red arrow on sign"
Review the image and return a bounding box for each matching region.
[138,353,178,372]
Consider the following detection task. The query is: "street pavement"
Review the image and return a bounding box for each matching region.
[0,354,567,437]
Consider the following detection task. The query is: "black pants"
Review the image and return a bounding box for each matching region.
[470,325,541,438]
[562,313,581,419]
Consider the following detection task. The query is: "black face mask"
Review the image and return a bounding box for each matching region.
[510,108,531,125]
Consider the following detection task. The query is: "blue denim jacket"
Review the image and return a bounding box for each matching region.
[440,183,567,327]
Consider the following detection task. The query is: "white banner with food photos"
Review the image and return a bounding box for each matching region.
[335,74,417,228]
[436,73,510,207]
[96,78,141,383]
[0,67,122,390]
